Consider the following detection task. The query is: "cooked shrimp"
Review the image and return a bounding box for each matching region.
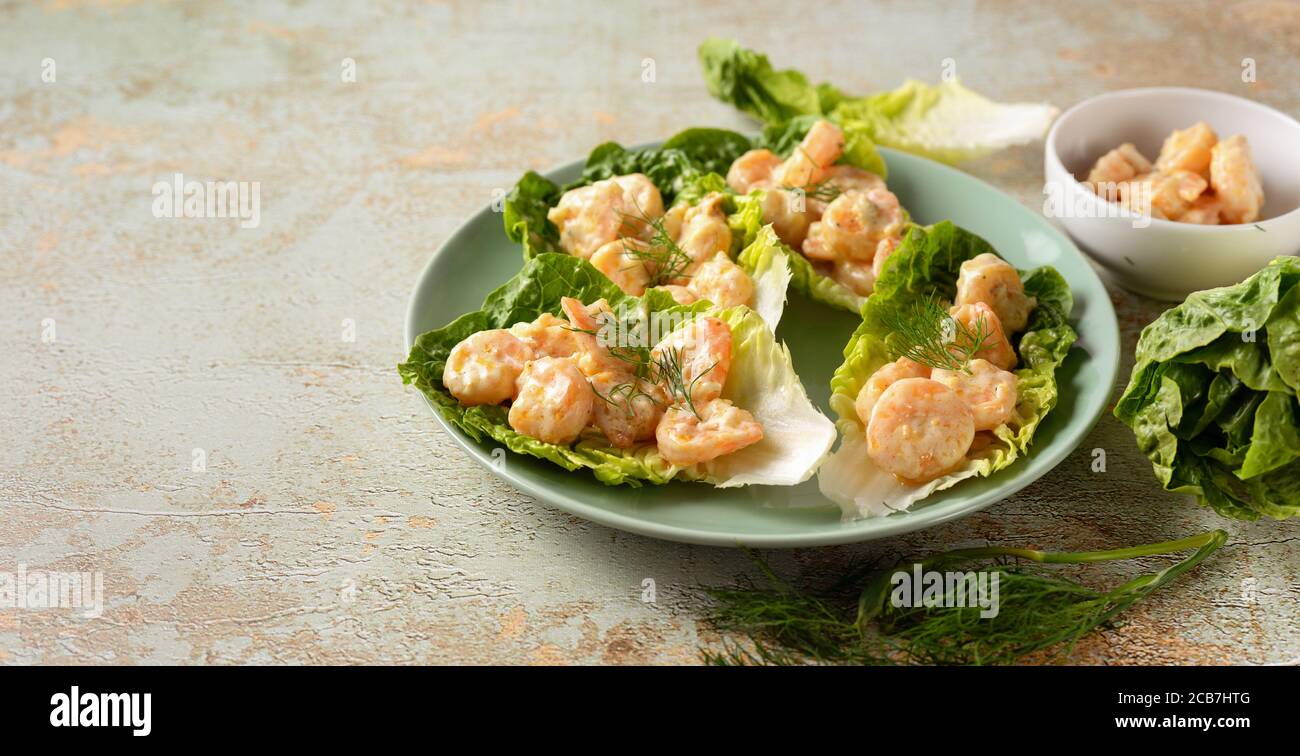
[759,188,814,248]
[508,357,594,445]
[1155,121,1217,178]
[547,174,664,258]
[655,398,763,467]
[803,188,904,262]
[1210,135,1264,224]
[670,193,732,266]
[1125,170,1209,220]
[854,357,931,427]
[589,370,664,449]
[559,297,627,377]
[831,259,877,297]
[726,149,782,194]
[931,359,1019,431]
[819,165,886,195]
[590,239,652,296]
[1085,143,1152,200]
[776,119,844,188]
[871,235,901,279]
[949,302,1017,370]
[443,329,533,406]
[509,313,580,359]
[1179,193,1222,225]
[954,253,1037,334]
[865,378,975,483]
[650,317,732,405]
[687,252,754,308]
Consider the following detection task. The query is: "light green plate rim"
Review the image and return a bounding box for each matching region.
[403,145,1121,547]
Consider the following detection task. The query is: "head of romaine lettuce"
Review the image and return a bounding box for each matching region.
[1114,256,1300,520]
[698,37,1058,164]
[398,253,835,488]
[818,221,1076,519]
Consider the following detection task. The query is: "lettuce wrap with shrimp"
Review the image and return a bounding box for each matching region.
[398,252,835,487]
[503,120,893,317]
[818,221,1076,519]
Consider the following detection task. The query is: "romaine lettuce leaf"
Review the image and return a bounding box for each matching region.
[1115,256,1300,520]
[399,253,833,488]
[698,37,1058,164]
[818,221,1076,519]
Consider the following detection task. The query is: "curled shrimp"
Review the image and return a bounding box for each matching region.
[931,359,1019,431]
[650,316,732,405]
[590,238,652,296]
[1210,135,1264,224]
[443,329,533,406]
[655,398,763,467]
[758,187,814,249]
[726,149,782,194]
[686,252,754,309]
[509,313,580,360]
[866,378,974,483]
[507,356,594,445]
[949,302,1017,371]
[854,357,931,427]
[666,193,732,267]
[802,188,904,262]
[589,370,664,449]
[655,284,698,306]
[1085,143,1152,200]
[547,173,664,259]
[559,296,628,377]
[775,119,844,188]
[1155,121,1217,178]
[954,253,1037,334]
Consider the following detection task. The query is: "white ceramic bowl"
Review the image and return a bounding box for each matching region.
[1045,87,1300,301]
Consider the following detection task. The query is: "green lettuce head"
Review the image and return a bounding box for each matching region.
[1114,256,1300,520]
[818,222,1076,519]
[399,253,835,488]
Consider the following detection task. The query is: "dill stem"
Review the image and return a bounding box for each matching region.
[917,529,1227,568]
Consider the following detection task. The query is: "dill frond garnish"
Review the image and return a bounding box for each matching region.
[701,530,1228,666]
[592,377,659,418]
[652,346,714,420]
[878,298,991,373]
[618,205,694,287]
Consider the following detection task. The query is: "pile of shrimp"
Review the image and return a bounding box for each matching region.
[547,174,754,309]
[1084,122,1264,225]
[855,254,1037,484]
[725,119,905,297]
[441,297,763,468]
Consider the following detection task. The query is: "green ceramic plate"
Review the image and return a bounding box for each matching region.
[404,145,1120,547]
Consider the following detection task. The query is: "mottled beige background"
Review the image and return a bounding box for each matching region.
[1,0,1296,665]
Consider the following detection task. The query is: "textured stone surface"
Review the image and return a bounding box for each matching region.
[1,0,1296,665]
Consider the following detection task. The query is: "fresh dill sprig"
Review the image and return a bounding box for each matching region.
[878,298,992,373]
[700,530,1228,666]
[592,377,660,418]
[652,346,715,421]
[619,209,694,287]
